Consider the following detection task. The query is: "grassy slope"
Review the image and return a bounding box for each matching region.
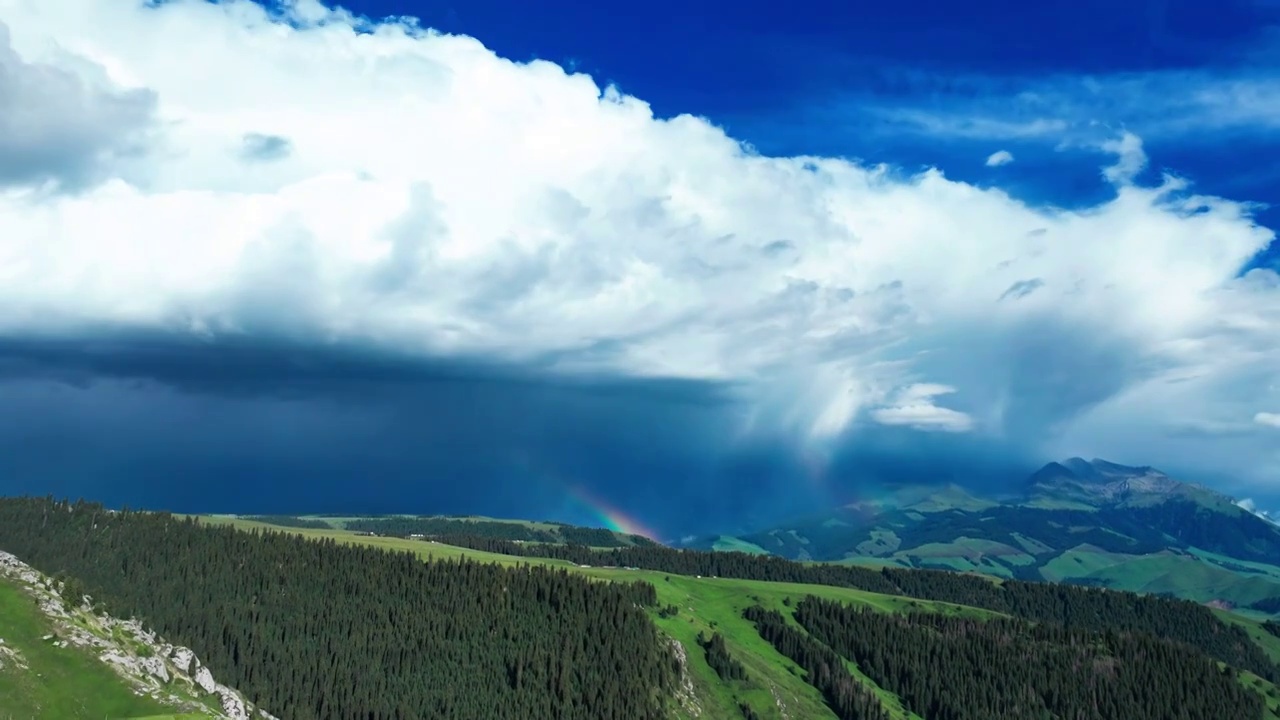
[228,513,656,548]
[189,516,1280,719]
[781,522,1280,613]
[1219,613,1280,719]
[1038,543,1133,581]
[197,516,995,720]
[846,535,1280,606]
[709,536,771,555]
[10,511,1276,719]
[1037,548,1280,611]
[289,514,563,531]
[0,579,181,720]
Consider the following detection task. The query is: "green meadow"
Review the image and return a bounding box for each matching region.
[7,512,1279,720]
[195,515,998,719]
[0,579,188,720]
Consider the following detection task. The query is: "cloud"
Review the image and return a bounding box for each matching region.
[1258,412,1280,428]
[871,384,973,433]
[998,278,1043,302]
[985,150,1014,167]
[1100,132,1147,185]
[0,334,822,536]
[0,0,1277,522]
[0,20,157,192]
[239,132,292,163]
[855,69,1280,144]
[1236,498,1279,525]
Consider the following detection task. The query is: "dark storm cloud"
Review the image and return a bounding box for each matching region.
[896,315,1151,440]
[0,333,739,406]
[0,316,1231,537]
[998,278,1045,302]
[822,425,1039,497]
[0,333,833,537]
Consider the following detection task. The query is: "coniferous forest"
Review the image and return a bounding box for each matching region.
[698,632,748,682]
[340,516,656,547]
[434,533,1278,680]
[1,495,1277,720]
[792,596,1264,720]
[743,606,891,720]
[0,497,675,720]
[242,515,335,529]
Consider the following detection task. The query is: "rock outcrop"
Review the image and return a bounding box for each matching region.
[0,550,277,720]
[668,637,702,717]
[0,638,27,671]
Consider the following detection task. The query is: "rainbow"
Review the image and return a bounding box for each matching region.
[567,484,662,541]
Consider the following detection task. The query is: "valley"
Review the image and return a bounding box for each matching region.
[6,496,1280,719]
[3,0,1274,717]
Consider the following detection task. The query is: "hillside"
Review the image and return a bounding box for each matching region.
[0,551,262,720]
[195,516,997,720]
[687,458,1280,616]
[5,498,1280,720]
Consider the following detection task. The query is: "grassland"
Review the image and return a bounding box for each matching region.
[0,579,182,720]
[1034,545,1280,615]
[8,505,1280,719]
[196,515,999,719]
[278,513,566,531]
[1240,670,1280,720]
[754,517,1280,616]
[707,535,770,555]
[167,515,1280,718]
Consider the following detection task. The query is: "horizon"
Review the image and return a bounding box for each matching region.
[0,0,1277,537]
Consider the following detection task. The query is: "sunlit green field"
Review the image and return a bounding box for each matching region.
[190,515,994,719]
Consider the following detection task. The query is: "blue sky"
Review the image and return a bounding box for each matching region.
[339,0,1280,268]
[0,0,1277,537]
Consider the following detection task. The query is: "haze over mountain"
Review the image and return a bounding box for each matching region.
[686,457,1280,612]
[0,0,1277,537]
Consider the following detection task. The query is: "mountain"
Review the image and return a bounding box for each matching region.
[685,458,1280,616]
[7,497,1280,720]
[1026,457,1235,510]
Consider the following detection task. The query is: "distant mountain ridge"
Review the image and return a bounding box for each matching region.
[685,458,1280,617]
[235,513,659,548]
[1027,457,1229,509]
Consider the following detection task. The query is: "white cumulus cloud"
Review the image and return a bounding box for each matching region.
[985,150,1014,167]
[0,0,1277,487]
[1236,498,1280,525]
[1258,413,1280,429]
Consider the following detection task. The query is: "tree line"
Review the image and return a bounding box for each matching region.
[695,632,768,720]
[743,606,890,720]
[338,516,655,548]
[438,534,1279,680]
[243,515,333,529]
[0,497,677,720]
[697,632,747,682]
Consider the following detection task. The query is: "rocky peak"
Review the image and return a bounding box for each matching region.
[1028,458,1188,505]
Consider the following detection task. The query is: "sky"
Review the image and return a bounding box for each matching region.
[0,0,1277,538]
